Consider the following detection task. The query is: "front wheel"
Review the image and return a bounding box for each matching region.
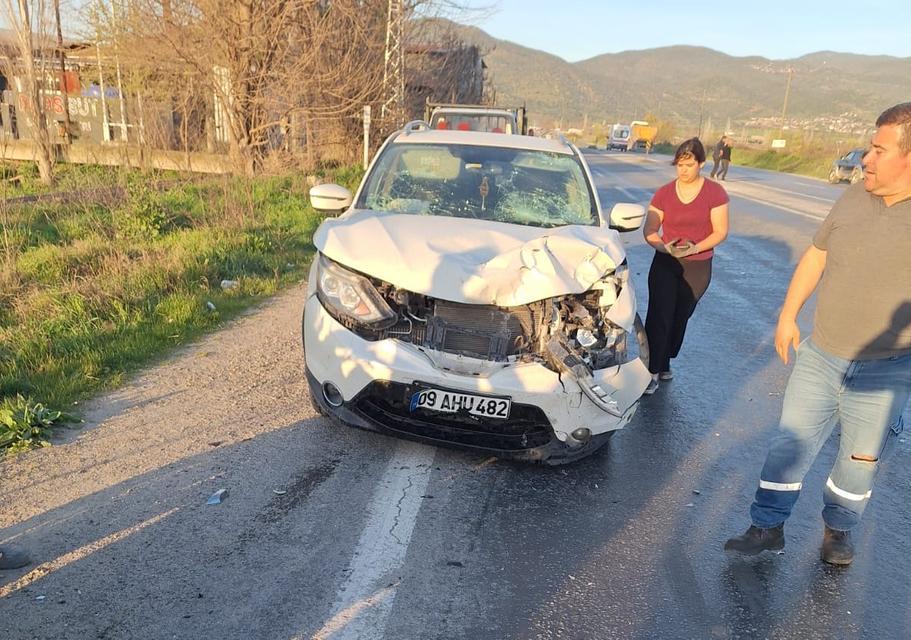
[850,167,863,184]
[827,169,840,184]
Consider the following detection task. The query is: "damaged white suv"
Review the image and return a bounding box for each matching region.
[303,123,651,464]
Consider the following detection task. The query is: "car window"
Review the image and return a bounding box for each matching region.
[431,113,514,133]
[358,143,598,227]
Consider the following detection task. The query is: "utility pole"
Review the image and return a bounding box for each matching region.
[53,0,72,142]
[697,86,707,139]
[381,0,405,129]
[779,67,794,138]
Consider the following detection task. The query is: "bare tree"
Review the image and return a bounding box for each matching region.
[1,0,56,184]
[83,0,392,174]
[73,0,484,172]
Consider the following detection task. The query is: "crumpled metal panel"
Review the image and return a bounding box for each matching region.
[314,210,625,306]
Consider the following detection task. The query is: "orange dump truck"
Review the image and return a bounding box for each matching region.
[629,120,658,151]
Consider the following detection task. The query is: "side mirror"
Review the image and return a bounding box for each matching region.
[609,203,646,232]
[309,183,353,215]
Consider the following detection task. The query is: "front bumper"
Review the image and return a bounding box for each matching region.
[303,295,651,463]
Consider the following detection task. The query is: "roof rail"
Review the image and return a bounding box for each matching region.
[402,120,430,135]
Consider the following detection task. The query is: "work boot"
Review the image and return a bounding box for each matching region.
[724,524,784,556]
[0,545,31,570]
[821,526,854,566]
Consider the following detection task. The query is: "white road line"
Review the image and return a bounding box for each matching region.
[615,186,643,201]
[722,181,831,220]
[749,181,835,203]
[740,199,828,221]
[308,440,436,640]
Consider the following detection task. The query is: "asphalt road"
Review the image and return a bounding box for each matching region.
[2,153,909,640]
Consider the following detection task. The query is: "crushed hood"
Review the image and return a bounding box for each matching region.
[314,210,626,306]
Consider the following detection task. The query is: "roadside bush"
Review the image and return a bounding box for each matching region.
[115,180,192,239]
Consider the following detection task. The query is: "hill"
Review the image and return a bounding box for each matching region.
[435,20,911,133]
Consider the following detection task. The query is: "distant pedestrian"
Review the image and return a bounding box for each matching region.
[0,544,30,570]
[715,138,733,180]
[641,138,730,394]
[724,102,911,566]
[709,135,726,178]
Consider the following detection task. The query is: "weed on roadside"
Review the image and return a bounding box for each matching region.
[0,394,79,453]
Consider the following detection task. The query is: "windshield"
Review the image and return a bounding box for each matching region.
[357,143,598,228]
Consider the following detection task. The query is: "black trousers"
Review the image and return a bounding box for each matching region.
[644,251,713,374]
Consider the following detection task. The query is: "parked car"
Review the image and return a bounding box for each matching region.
[828,148,866,184]
[304,122,651,464]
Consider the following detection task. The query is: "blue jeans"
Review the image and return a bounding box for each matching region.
[751,339,911,531]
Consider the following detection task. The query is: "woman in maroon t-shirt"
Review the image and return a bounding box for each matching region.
[641,138,730,394]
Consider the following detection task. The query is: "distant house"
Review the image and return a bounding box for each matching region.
[0,28,135,145]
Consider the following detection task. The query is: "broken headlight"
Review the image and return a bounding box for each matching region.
[554,289,628,370]
[316,254,396,326]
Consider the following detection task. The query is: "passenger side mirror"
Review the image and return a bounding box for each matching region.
[608,203,646,232]
[309,183,353,216]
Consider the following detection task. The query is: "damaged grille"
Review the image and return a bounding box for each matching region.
[427,301,536,360]
[351,294,546,362]
[354,380,553,451]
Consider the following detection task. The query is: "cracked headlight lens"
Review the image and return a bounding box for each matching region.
[316,254,396,325]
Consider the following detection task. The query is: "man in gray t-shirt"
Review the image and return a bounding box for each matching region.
[725,102,911,565]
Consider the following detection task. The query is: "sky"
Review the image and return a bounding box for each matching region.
[459,0,911,61]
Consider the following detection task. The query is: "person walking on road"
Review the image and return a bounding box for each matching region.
[725,102,911,565]
[715,138,733,180]
[709,135,726,178]
[0,544,30,570]
[642,138,730,394]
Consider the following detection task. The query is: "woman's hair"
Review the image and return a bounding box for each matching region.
[672,138,706,165]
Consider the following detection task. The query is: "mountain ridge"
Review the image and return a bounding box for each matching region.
[436,20,911,132]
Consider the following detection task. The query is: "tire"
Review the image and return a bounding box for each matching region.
[827,169,840,184]
[850,167,863,184]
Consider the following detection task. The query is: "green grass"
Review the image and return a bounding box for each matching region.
[0,161,185,198]
[731,148,832,180]
[652,138,836,181]
[0,165,363,451]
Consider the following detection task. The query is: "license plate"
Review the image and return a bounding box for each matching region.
[409,387,511,419]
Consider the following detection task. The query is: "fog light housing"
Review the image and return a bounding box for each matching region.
[322,382,344,407]
[571,427,591,443]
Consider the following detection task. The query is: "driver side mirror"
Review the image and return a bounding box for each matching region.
[309,183,353,216]
[609,203,646,232]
